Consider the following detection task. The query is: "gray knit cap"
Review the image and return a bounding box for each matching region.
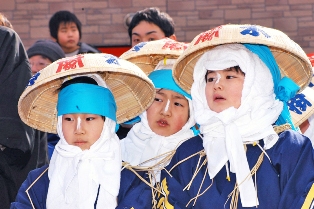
[27,39,65,62]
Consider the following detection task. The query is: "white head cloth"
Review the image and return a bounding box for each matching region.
[46,75,121,209]
[120,59,196,182]
[191,44,283,207]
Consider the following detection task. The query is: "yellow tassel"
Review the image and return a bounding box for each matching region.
[163,57,167,65]
[253,142,257,146]
[226,175,230,181]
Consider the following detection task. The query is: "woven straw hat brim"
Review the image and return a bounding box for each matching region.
[173,24,312,94]
[18,53,155,134]
[290,86,314,127]
[120,38,188,75]
[290,53,314,127]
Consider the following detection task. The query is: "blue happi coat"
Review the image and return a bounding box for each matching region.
[117,168,153,209]
[158,130,314,209]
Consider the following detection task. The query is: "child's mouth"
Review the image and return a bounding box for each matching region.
[74,140,87,145]
[157,119,168,127]
[214,96,225,101]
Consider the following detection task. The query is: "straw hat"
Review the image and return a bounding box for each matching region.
[289,54,314,127]
[120,38,188,75]
[18,53,155,134]
[173,24,312,94]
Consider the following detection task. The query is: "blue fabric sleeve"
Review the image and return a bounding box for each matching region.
[270,131,314,208]
[158,132,314,209]
[10,165,49,209]
[117,168,152,209]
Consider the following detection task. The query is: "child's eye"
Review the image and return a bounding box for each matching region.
[86,117,95,121]
[148,38,155,41]
[207,77,215,82]
[133,39,140,44]
[64,117,73,121]
[154,98,162,102]
[174,102,183,107]
[226,75,235,79]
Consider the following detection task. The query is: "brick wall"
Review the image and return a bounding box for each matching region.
[2,0,314,53]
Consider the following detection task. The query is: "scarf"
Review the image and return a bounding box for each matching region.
[120,59,196,182]
[46,117,121,209]
[191,44,283,207]
[47,74,121,209]
[120,99,195,182]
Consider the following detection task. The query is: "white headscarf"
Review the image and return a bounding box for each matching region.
[120,97,195,182]
[121,100,195,164]
[120,59,196,182]
[46,75,121,209]
[191,44,283,207]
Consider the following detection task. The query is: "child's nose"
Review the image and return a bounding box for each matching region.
[213,81,223,90]
[74,119,85,134]
[161,100,172,116]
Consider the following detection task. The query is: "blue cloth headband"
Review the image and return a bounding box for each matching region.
[148,69,191,99]
[57,83,117,122]
[243,43,300,130]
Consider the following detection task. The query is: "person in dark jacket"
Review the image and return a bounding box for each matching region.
[49,10,100,57]
[0,26,48,209]
[27,39,65,75]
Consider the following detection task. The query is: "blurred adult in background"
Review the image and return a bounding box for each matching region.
[0,25,48,209]
[0,12,13,28]
[128,7,176,46]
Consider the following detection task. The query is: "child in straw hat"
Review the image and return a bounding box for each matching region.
[158,24,314,209]
[10,53,155,209]
[117,38,198,208]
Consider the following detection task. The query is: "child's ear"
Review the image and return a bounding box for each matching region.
[169,34,177,41]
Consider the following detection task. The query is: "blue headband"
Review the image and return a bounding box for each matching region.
[148,69,191,99]
[243,44,300,130]
[57,83,117,122]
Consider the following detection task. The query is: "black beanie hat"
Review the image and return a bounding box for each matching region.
[27,39,65,62]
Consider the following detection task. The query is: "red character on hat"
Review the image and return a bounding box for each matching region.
[56,54,84,73]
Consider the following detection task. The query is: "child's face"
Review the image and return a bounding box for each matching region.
[62,113,104,150]
[147,89,189,136]
[205,68,245,113]
[131,20,166,46]
[29,55,52,75]
[57,22,80,53]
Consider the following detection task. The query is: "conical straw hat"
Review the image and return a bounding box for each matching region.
[120,38,188,75]
[18,53,155,134]
[289,54,314,127]
[173,24,312,94]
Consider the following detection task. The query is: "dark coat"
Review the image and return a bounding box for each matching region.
[0,26,48,208]
[10,165,49,209]
[78,42,101,54]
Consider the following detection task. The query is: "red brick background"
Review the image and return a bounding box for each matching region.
[2,0,314,54]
